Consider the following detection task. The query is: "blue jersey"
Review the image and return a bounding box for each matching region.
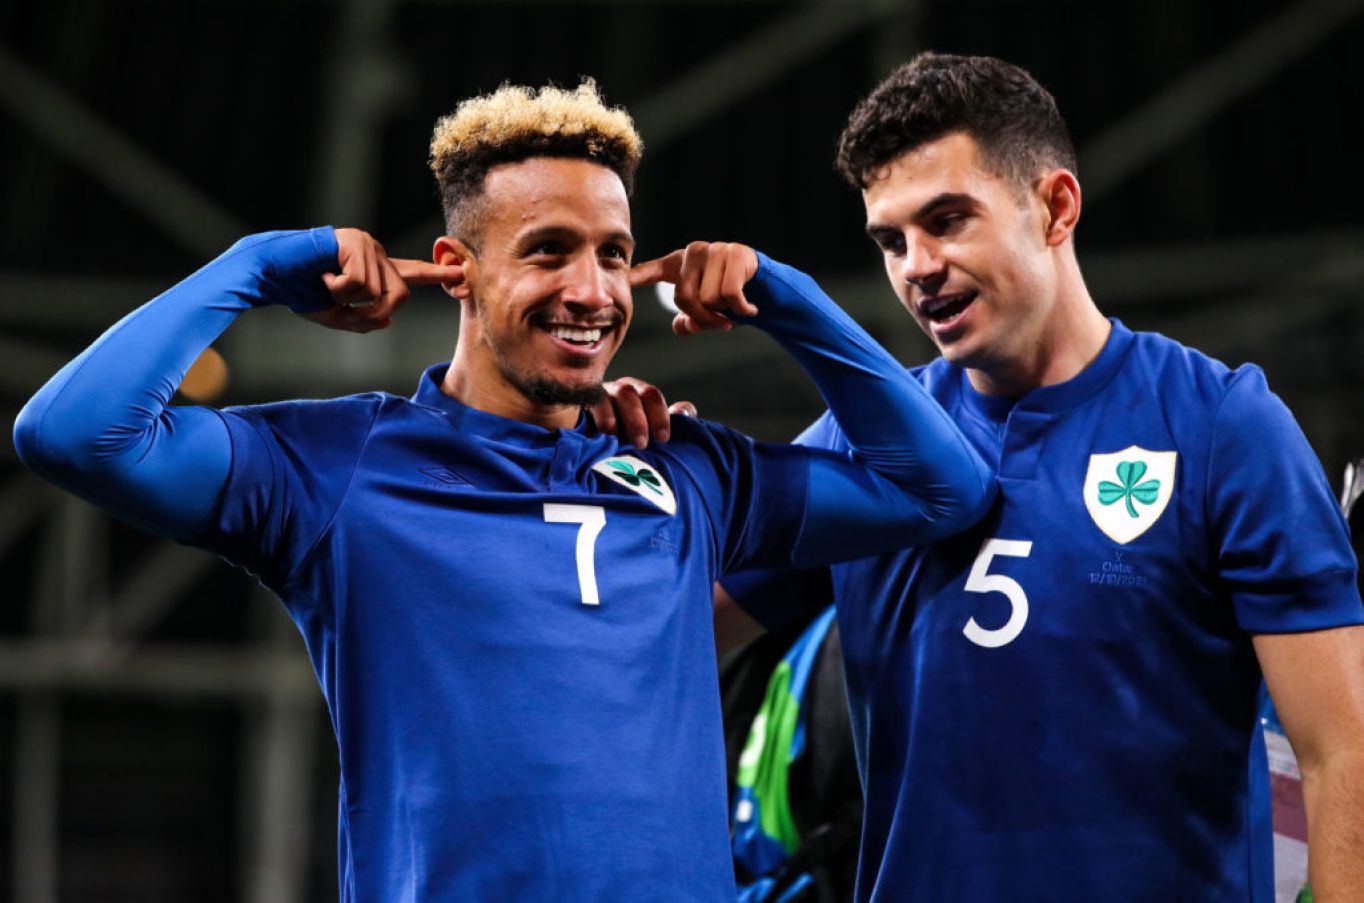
[728,320,1362,902]
[203,373,814,901]
[14,227,993,901]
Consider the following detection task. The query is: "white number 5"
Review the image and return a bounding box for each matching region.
[543,504,606,606]
[963,537,1033,648]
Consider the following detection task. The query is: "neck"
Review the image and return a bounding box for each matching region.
[441,356,582,431]
[966,252,1110,397]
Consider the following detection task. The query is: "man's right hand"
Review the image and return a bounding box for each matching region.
[305,228,465,333]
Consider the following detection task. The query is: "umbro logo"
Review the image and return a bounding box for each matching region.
[419,467,470,487]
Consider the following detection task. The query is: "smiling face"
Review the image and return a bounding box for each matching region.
[863,132,1063,386]
[442,156,634,425]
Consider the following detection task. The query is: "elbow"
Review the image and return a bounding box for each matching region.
[12,396,56,477]
[928,467,998,538]
[961,471,999,529]
[13,394,124,490]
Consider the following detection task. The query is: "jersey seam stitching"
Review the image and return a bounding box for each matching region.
[279,395,389,590]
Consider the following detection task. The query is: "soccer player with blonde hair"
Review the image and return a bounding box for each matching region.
[16,80,994,899]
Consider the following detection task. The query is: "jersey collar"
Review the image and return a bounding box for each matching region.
[957,317,1136,421]
[411,364,592,445]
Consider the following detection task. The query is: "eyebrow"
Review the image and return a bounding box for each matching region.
[913,192,976,220]
[517,224,635,248]
[865,192,978,238]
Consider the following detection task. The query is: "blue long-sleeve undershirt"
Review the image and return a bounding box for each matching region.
[13,228,337,538]
[744,253,994,562]
[13,228,993,557]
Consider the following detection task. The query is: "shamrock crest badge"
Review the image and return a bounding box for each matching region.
[1082,446,1177,544]
[592,455,677,515]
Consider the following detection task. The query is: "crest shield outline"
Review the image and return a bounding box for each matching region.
[1082,446,1177,544]
[593,455,677,515]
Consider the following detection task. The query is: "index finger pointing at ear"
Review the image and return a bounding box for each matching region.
[629,249,685,288]
[393,258,465,286]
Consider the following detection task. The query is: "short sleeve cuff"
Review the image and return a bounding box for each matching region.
[1232,568,1364,633]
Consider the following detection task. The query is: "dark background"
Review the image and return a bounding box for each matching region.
[1,1,1361,899]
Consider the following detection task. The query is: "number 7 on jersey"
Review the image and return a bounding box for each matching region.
[543,504,607,606]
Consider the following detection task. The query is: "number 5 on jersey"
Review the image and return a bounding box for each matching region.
[963,538,1033,648]
[544,504,606,606]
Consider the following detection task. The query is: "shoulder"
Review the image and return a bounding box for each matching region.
[651,414,756,466]
[219,391,401,458]
[1123,328,1264,414]
[650,413,809,486]
[223,390,396,430]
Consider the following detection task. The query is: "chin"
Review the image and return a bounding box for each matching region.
[521,374,605,407]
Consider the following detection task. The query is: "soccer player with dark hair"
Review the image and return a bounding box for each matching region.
[614,53,1364,900]
[13,80,994,900]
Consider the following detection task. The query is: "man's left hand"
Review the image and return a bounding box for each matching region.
[631,241,759,337]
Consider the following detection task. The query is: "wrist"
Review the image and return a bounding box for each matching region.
[226,227,339,312]
[742,252,828,332]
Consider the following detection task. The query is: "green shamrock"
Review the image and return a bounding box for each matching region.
[607,459,663,495]
[1097,460,1161,519]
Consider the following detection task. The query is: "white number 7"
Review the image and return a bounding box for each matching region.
[543,504,606,606]
[963,538,1033,648]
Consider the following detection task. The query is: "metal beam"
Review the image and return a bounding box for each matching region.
[0,274,158,329]
[12,694,60,903]
[1080,231,1364,303]
[243,596,319,903]
[0,335,73,396]
[0,43,245,257]
[1079,0,1364,203]
[632,0,897,148]
[0,639,317,697]
[93,542,218,644]
[0,477,53,558]
[309,0,408,225]
[1159,251,1364,360]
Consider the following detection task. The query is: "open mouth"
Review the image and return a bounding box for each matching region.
[539,319,619,352]
[546,324,606,346]
[921,291,977,325]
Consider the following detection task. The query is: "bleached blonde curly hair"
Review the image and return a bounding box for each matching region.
[429,79,643,245]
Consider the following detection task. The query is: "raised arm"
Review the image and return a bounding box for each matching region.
[13,227,457,539]
[631,242,995,565]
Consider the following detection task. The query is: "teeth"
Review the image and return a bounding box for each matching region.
[547,325,603,344]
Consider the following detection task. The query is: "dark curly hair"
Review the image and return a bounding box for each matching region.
[836,53,1075,192]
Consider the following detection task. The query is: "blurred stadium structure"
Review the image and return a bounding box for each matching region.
[1,0,1361,899]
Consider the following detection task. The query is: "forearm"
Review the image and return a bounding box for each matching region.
[744,254,994,557]
[1302,750,1364,899]
[13,228,337,537]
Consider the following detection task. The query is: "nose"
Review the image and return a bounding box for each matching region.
[901,236,946,295]
[560,254,614,312]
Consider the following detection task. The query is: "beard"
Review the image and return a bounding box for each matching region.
[474,296,609,408]
[516,374,605,407]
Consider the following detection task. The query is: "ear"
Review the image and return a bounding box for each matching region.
[433,236,476,301]
[1036,169,1081,247]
